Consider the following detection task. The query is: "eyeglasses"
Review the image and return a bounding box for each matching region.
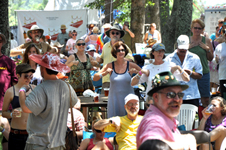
[158,92,184,99]
[94,129,102,133]
[111,32,120,35]
[77,43,85,46]
[193,27,203,30]
[72,34,77,36]
[24,74,33,80]
[127,102,139,107]
[116,49,125,53]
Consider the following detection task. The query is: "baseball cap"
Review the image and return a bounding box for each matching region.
[152,43,166,51]
[124,94,139,105]
[16,63,35,74]
[86,44,96,51]
[177,35,189,50]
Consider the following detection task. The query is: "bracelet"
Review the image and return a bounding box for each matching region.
[190,71,192,76]
[181,70,184,75]
[10,113,12,118]
[1,128,5,133]
[139,71,143,75]
[19,87,26,93]
[99,74,102,78]
[135,74,141,79]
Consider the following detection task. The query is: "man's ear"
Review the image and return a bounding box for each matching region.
[16,73,20,79]
[152,93,158,103]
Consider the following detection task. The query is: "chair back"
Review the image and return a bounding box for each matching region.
[177,104,198,130]
[83,131,116,140]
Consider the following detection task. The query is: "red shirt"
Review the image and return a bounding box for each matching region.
[87,138,113,150]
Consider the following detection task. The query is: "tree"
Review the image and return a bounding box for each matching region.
[0,0,10,56]
[104,0,113,23]
[131,0,146,53]
[160,0,193,52]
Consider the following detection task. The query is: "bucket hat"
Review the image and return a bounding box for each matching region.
[147,71,189,96]
[16,63,35,74]
[29,52,71,73]
[60,24,67,29]
[105,24,125,38]
[86,44,96,51]
[27,25,44,39]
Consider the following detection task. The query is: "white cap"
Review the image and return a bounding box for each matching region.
[177,35,189,50]
[102,23,112,29]
[124,94,139,105]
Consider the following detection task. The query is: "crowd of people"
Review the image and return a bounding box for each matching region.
[0,16,226,150]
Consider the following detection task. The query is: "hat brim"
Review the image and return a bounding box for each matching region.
[147,84,189,97]
[19,68,35,74]
[27,29,44,39]
[29,54,71,73]
[105,28,125,38]
[178,45,189,50]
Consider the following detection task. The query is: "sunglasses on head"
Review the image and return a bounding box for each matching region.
[116,49,125,53]
[94,129,102,133]
[24,74,33,80]
[111,32,120,35]
[193,27,203,30]
[72,34,77,36]
[158,91,184,99]
[77,43,85,46]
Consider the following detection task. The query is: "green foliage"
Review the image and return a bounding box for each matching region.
[8,0,48,26]
[85,0,105,9]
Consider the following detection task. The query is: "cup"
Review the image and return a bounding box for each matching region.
[104,88,109,96]
[94,95,99,102]
[15,108,22,117]
[205,104,214,115]
[211,87,217,95]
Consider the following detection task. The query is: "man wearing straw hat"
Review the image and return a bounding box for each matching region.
[10,25,55,57]
[57,24,70,54]
[19,52,78,150]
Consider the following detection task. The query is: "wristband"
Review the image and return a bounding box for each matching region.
[19,87,26,93]
[181,70,184,75]
[10,113,12,118]
[190,71,192,76]
[1,128,5,133]
[99,74,103,78]
[135,74,141,79]
[139,71,143,75]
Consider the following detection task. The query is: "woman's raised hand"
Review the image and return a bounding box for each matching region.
[201,107,212,120]
[105,68,113,75]
[73,60,79,66]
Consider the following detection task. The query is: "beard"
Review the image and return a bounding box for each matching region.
[125,107,139,117]
[111,36,119,42]
[35,36,40,42]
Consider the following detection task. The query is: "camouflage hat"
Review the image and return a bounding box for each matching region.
[147,71,189,96]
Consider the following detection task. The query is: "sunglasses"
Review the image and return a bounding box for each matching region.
[32,31,40,34]
[24,74,33,80]
[116,49,125,53]
[127,102,139,107]
[111,32,120,35]
[72,34,77,36]
[158,92,184,99]
[94,129,102,133]
[193,27,203,30]
[77,43,85,46]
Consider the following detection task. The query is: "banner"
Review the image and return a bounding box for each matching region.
[16,10,88,45]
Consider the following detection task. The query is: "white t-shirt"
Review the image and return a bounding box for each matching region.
[10,39,18,49]
[139,61,176,101]
[214,42,226,80]
[66,38,77,55]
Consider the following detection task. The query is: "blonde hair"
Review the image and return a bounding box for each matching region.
[92,27,99,34]
[191,19,205,29]
[211,96,226,116]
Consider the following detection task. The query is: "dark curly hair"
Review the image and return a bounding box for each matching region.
[111,41,128,58]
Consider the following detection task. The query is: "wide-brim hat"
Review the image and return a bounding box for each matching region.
[86,44,96,51]
[27,25,44,39]
[147,71,189,96]
[29,52,71,73]
[105,24,125,38]
[53,42,64,48]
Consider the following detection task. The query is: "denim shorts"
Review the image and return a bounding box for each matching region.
[197,73,210,97]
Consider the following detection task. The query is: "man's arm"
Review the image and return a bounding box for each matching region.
[19,88,32,114]
[125,26,135,38]
[10,44,26,57]
[94,119,112,130]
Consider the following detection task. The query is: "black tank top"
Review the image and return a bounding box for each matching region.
[11,85,33,109]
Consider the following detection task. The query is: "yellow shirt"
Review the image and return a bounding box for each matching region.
[104,115,143,150]
[100,42,134,83]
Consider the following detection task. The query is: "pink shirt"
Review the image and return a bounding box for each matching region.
[136,105,181,148]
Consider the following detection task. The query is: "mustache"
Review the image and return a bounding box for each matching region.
[168,101,182,106]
